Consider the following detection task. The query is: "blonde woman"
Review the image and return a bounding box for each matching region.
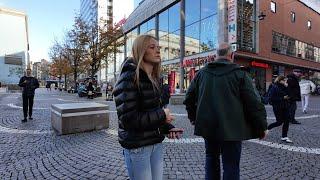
[113,35,183,180]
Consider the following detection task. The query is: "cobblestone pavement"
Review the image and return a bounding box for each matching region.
[0,88,319,179]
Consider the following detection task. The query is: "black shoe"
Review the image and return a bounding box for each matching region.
[22,119,27,123]
[291,120,301,124]
[28,117,33,120]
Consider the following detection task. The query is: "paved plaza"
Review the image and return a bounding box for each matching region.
[0,88,320,179]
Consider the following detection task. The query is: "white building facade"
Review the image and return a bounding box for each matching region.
[0,8,29,85]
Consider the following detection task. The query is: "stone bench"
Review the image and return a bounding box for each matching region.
[51,102,109,135]
[170,94,186,105]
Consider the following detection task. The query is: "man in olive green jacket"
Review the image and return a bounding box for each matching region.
[184,43,268,180]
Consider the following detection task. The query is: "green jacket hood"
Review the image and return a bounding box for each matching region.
[203,59,240,76]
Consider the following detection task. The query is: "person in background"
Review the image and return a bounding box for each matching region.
[113,35,183,180]
[267,75,292,143]
[184,43,267,180]
[287,69,302,124]
[87,80,94,99]
[18,68,39,122]
[299,75,316,114]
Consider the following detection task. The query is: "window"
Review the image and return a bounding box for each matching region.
[307,20,312,30]
[185,0,200,26]
[201,0,218,19]
[271,1,276,13]
[291,12,295,22]
[200,15,218,52]
[185,22,200,55]
[159,9,169,61]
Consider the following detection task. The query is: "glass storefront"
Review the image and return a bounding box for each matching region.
[126,28,138,57]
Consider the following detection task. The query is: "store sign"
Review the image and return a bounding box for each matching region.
[182,55,216,68]
[228,0,237,51]
[251,61,269,68]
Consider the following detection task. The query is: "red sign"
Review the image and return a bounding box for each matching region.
[115,18,126,28]
[182,55,216,68]
[251,61,269,68]
[189,68,195,81]
[168,71,176,94]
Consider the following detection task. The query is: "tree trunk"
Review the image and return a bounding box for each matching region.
[64,74,67,90]
[74,69,77,90]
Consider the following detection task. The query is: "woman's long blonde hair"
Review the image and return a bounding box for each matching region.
[131,34,161,91]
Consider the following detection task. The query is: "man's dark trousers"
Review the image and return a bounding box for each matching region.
[288,101,297,122]
[22,94,34,118]
[204,140,242,180]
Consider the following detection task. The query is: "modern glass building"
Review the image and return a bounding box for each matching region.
[121,0,320,94]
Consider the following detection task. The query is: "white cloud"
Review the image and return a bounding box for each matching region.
[113,0,134,23]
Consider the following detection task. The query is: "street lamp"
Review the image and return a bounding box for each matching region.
[258,11,266,20]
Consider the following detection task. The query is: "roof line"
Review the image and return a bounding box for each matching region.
[0,7,26,17]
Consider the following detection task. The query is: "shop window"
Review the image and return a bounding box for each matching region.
[168,2,180,33]
[201,0,217,19]
[185,0,200,26]
[159,9,169,61]
[271,1,276,13]
[168,30,180,59]
[185,22,200,55]
[291,12,295,23]
[125,28,138,58]
[200,15,218,52]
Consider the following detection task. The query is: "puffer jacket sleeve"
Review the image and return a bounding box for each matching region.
[239,72,267,135]
[18,77,26,87]
[114,72,166,132]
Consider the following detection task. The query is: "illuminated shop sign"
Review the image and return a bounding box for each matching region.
[251,61,269,68]
[228,0,237,51]
[182,55,216,68]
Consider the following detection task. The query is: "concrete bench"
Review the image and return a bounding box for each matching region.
[51,102,109,135]
[170,94,186,105]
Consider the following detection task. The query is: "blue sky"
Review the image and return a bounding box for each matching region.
[0,0,79,62]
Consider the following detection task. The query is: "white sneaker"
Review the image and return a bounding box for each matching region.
[281,137,293,143]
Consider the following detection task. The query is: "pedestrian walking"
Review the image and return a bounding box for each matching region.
[184,43,268,180]
[299,76,316,114]
[18,68,39,122]
[113,35,183,180]
[267,75,293,143]
[287,69,302,124]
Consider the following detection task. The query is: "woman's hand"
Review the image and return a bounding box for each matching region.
[167,128,184,139]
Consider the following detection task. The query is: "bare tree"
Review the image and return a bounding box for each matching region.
[63,16,87,89]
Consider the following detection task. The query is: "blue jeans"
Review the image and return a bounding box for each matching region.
[123,143,163,180]
[204,140,242,180]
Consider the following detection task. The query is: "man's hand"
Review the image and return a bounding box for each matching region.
[260,130,269,140]
[164,108,174,124]
[284,95,290,100]
[167,128,184,139]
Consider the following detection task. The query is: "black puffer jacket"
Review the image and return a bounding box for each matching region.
[287,74,301,101]
[18,76,39,96]
[113,58,174,149]
[269,83,290,109]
